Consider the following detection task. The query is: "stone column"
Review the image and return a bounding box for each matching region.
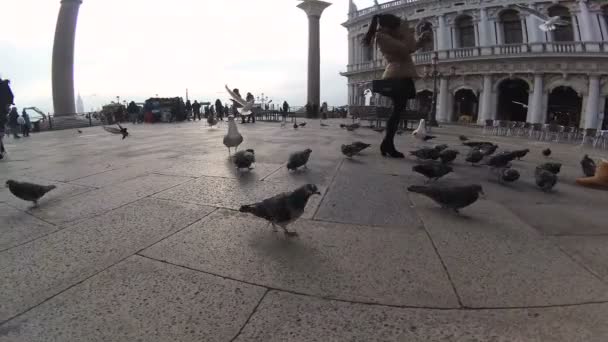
[530,74,545,123]
[577,0,594,41]
[437,15,448,50]
[584,75,600,128]
[478,75,493,124]
[52,0,82,116]
[437,78,449,122]
[478,8,489,46]
[297,0,331,117]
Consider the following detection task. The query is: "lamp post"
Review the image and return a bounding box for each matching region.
[257,93,269,109]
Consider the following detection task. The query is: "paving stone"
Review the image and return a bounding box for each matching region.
[30,174,191,225]
[68,160,175,188]
[234,291,608,342]
[411,196,608,307]
[0,204,57,252]
[263,158,340,187]
[141,209,458,307]
[557,236,608,282]
[156,156,282,180]
[0,255,265,342]
[0,198,214,322]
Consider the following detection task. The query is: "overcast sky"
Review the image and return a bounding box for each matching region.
[0,0,381,113]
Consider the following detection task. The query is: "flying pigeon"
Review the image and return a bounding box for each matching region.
[535,167,557,192]
[466,148,484,166]
[537,162,561,175]
[512,149,530,160]
[439,149,459,164]
[239,184,321,236]
[298,122,307,127]
[410,147,440,160]
[344,123,360,131]
[233,149,255,170]
[510,4,570,32]
[581,154,596,177]
[341,142,371,158]
[408,184,484,213]
[459,135,469,142]
[542,148,551,157]
[287,149,312,171]
[103,124,128,139]
[225,85,254,115]
[412,161,453,182]
[6,180,56,207]
[511,100,528,108]
[223,115,243,155]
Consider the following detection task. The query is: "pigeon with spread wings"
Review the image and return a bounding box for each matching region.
[103,124,128,139]
[510,4,569,32]
[225,85,254,116]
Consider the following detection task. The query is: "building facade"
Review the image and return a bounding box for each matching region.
[341,0,608,129]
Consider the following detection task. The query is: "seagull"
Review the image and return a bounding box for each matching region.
[510,4,570,32]
[225,85,254,116]
[223,115,243,155]
[511,100,528,108]
[412,119,435,142]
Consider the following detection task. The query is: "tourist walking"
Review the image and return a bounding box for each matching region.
[245,92,255,123]
[192,100,201,121]
[127,101,139,124]
[185,100,192,121]
[0,78,14,157]
[215,99,224,121]
[8,107,20,138]
[21,109,31,137]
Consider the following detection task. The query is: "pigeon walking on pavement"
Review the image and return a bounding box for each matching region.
[535,167,557,192]
[408,184,484,213]
[412,161,453,182]
[439,149,459,164]
[341,142,371,158]
[223,115,243,155]
[6,180,56,207]
[537,162,561,175]
[287,149,312,171]
[492,167,520,183]
[466,148,484,166]
[410,147,440,161]
[542,148,552,157]
[434,144,448,152]
[233,149,255,170]
[581,155,596,177]
[239,184,321,236]
[512,149,530,160]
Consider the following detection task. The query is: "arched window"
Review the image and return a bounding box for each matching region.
[548,5,574,42]
[500,10,523,44]
[363,44,374,61]
[456,15,475,48]
[417,22,434,51]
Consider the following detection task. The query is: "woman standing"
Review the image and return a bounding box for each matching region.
[362,14,430,158]
[21,109,31,137]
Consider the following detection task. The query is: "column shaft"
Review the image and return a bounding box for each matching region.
[478,75,493,124]
[307,15,321,108]
[584,75,600,128]
[530,75,544,124]
[437,78,449,122]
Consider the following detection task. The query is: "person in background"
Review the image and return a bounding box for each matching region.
[0,78,14,157]
[8,107,20,139]
[127,101,139,124]
[21,109,31,137]
[215,99,223,121]
[185,99,192,121]
[192,100,201,121]
[245,92,255,123]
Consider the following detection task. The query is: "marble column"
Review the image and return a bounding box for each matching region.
[52,0,82,116]
[297,0,331,117]
[478,8,489,46]
[478,75,493,124]
[584,75,600,128]
[530,74,545,123]
[437,78,450,122]
[437,15,448,49]
[577,0,594,41]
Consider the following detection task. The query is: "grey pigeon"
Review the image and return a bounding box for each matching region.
[535,167,557,192]
[6,180,56,206]
[341,142,371,158]
[413,161,453,182]
[512,149,530,160]
[408,184,484,213]
[233,149,255,169]
[439,149,459,164]
[463,141,495,148]
[581,155,596,177]
[298,122,307,127]
[466,148,484,166]
[496,167,520,183]
[320,122,329,127]
[239,184,321,236]
[542,148,551,157]
[434,144,448,152]
[287,149,312,170]
[410,147,440,160]
[459,135,469,142]
[486,151,518,168]
[479,144,498,156]
[103,124,128,139]
[538,162,561,175]
[207,115,218,127]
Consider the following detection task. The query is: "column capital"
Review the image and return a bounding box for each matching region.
[297,0,331,18]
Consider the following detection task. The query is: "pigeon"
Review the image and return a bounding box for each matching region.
[410,147,440,160]
[493,167,520,183]
[298,122,307,127]
[223,115,243,155]
[535,167,557,192]
[340,123,346,128]
[239,184,321,236]
[479,143,498,156]
[466,148,484,166]
[542,148,551,157]
[341,142,370,158]
[537,162,561,175]
[233,149,255,169]
[581,155,596,177]
[6,180,56,207]
[293,122,298,129]
[225,84,254,115]
[396,129,405,135]
[320,122,329,127]
[77,129,82,134]
[412,161,453,182]
[207,115,219,127]
[434,144,448,152]
[408,184,484,213]
[287,149,312,171]
[509,4,570,32]
[459,135,469,142]
[412,119,435,142]
[439,149,459,164]
[372,127,385,133]
[486,151,518,168]
[103,124,128,139]
[512,149,530,160]
[344,123,360,131]
[463,141,495,148]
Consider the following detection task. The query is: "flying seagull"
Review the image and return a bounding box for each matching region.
[511,100,528,108]
[225,85,254,115]
[510,4,570,32]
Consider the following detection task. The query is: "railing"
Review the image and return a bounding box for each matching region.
[349,0,423,19]
[343,41,606,73]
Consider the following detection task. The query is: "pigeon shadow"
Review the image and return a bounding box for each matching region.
[344,158,365,164]
[248,230,324,270]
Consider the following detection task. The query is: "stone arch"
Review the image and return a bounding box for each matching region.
[545,77,587,97]
[492,75,532,93]
[547,86,583,126]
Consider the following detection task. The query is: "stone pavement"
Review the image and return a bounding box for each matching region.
[1,119,608,341]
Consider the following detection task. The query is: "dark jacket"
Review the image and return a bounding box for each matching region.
[0,79,14,111]
[8,108,19,126]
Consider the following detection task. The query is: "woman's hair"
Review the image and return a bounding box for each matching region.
[362,13,402,46]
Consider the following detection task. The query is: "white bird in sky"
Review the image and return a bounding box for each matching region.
[510,4,570,32]
[511,100,528,108]
[223,115,243,155]
[225,85,254,116]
